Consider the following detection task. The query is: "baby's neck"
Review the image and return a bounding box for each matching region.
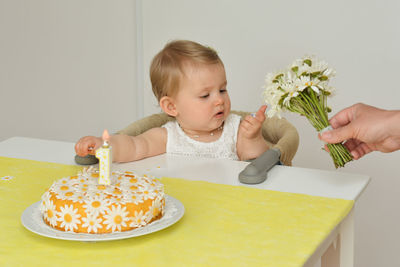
[179,124,224,142]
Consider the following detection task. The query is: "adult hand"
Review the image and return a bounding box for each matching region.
[319,103,400,159]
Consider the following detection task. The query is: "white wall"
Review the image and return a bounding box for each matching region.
[1,0,399,266]
[142,1,399,266]
[0,0,138,142]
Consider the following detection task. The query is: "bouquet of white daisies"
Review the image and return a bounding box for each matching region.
[263,56,352,168]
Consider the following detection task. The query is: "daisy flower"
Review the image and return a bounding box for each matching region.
[43,199,58,227]
[129,210,150,228]
[148,197,164,219]
[283,90,299,107]
[81,214,103,233]
[83,196,111,216]
[104,185,117,196]
[53,182,73,196]
[136,187,155,201]
[103,205,129,232]
[130,193,145,205]
[56,204,81,232]
[298,75,320,93]
[309,59,329,74]
[40,191,51,212]
[69,191,86,203]
[58,190,76,200]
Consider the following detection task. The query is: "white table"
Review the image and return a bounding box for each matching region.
[0,136,370,267]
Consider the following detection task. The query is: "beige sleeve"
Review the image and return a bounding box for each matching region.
[117,113,174,136]
[118,111,299,166]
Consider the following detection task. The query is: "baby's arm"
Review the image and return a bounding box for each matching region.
[75,127,167,163]
[236,105,270,161]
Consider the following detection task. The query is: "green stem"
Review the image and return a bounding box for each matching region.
[284,89,353,168]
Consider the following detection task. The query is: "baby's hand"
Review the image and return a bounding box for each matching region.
[240,105,267,139]
[75,136,103,157]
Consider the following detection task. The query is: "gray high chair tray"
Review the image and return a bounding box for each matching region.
[238,148,281,184]
[75,154,99,165]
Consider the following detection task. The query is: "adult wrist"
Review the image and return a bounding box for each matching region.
[387,110,400,150]
[388,110,400,133]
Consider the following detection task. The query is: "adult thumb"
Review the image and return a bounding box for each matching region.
[320,125,354,144]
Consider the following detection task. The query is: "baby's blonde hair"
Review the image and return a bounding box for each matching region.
[150,40,223,101]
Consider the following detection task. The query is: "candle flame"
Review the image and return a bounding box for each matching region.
[102,129,110,142]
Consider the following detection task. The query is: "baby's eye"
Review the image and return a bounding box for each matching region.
[200,94,209,98]
[220,89,227,93]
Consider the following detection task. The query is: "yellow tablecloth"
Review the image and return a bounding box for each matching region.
[0,156,353,267]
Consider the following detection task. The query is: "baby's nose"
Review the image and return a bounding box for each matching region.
[214,94,224,105]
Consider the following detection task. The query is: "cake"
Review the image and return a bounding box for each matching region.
[40,167,165,233]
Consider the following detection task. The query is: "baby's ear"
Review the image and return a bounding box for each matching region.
[159,96,178,117]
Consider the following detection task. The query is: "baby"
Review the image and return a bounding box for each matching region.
[75,40,269,162]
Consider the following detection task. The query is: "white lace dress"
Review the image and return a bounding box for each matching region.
[162,113,241,160]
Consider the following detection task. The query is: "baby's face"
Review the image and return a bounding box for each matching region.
[173,63,231,132]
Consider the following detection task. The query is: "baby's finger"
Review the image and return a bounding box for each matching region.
[250,106,266,122]
[240,120,252,131]
[76,143,88,156]
[76,138,97,156]
[255,105,267,121]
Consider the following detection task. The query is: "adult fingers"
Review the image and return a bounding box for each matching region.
[351,143,372,159]
[343,139,361,152]
[320,124,355,144]
[329,105,356,129]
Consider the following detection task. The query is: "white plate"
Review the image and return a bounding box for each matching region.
[21,195,184,241]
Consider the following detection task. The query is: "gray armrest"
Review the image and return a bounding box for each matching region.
[238,148,281,184]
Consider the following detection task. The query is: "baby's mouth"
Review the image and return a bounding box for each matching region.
[215,111,224,117]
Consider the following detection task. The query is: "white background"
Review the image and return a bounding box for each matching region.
[1,0,399,266]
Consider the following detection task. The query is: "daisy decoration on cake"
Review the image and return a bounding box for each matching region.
[130,210,151,228]
[82,195,111,216]
[81,213,103,233]
[103,205,130,232]
[149,196,165,218]
[43,199,58,227]
[56,204,81,232]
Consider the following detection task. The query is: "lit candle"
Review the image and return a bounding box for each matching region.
[95,129,112,185]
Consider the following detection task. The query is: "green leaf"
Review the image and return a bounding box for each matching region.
[278,93,288,106]
[322,90,331,96]
[291,66,299,72]
[275,73,284,79]
[319,75,328,81]
[304,59,312,67]
[300,72,309,77]
[326,107,332,113]
[312,71,321,76]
